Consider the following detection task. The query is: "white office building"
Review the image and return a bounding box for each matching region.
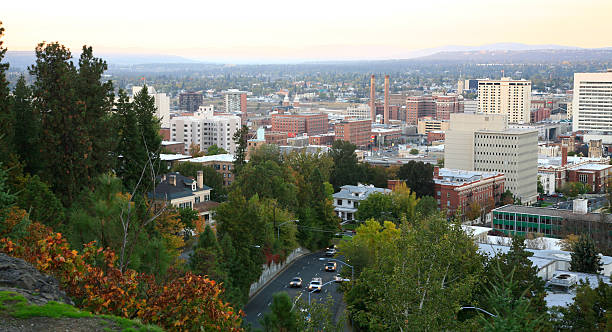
[170,107,241,154]
[478,78,531,124]
[224,89,247,113]
[132,86,170,128]
[445,113,538,204]
[572,71,612,144]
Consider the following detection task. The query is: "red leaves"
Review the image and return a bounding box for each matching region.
[0,227,243,331]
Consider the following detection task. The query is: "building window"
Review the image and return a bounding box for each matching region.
[337,199,342,205]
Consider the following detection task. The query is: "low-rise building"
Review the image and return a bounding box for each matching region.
[433,167,505,218]
[161,141,185,154]
[182,154,236,186]
[149,172,216,224]
[333,184,391,221]
[334,119,372,148]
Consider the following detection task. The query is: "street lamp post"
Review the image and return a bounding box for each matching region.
[277,219,299,240]
[319,257,354,281]
[308,280,335,305]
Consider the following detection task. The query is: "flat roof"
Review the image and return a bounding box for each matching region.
[160,154,192,161]
[493,204,612,223]
[184,154,235,163]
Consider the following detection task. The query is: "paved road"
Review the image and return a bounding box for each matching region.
[243,251,346,330]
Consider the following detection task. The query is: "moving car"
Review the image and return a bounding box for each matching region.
[334,274,343,282]
[289,277,302,288]
[325,261,337,272]
[308,278,322,292]
[325,248,336,256]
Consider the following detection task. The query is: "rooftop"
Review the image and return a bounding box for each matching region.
[160,153,192,161]
[435,168,503,186]
[333,184,391,200]
[493,204,612,223]
[184,154,235,163]
[149,172,212,201]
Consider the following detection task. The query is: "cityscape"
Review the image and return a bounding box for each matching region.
[1,1,612,331]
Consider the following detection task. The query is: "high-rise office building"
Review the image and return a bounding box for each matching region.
[445,113,538,204]
[179,92,203,113]
[478,78,531,124]
[132,86,170,128]
[572,71,612,144]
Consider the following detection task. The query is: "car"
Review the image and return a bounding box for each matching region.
[289,277,302,288]
[325,261,337,272]
[308,278,322,292]
[325,248,336,256]
[334,274,343,282]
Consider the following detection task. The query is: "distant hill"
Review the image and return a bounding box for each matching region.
[4,51,201,70]
[409,48,612,64]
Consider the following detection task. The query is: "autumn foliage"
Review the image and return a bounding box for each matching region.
[0,208,243,331]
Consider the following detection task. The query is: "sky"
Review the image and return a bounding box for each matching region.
[3,0,612,62]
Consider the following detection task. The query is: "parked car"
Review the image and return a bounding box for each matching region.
[289,277,302,288]
[325,261,337,272]
[308,278,322,292]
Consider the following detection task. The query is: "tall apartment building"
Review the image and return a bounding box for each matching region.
[224,89,248,115]
[170,107,241,154]
[445,113,538,204]
[334,119,372,148]
[478,78,531,124]
[132,86,170,128]
[434,95,462,121]
[179,92,203,113]
[271,113,328,136]
[572,71,612,144]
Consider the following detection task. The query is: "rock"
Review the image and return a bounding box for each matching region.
[0,253,73,305]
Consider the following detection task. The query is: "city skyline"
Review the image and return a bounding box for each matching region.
[3,0,612,62]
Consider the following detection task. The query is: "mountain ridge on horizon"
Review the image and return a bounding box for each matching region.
[4,42,612,67]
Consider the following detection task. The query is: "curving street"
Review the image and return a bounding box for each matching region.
[243,251,347,330]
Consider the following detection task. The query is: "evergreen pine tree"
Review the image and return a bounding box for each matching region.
[232,125,248,175]
[570,234,603,274]
[0,22,14,163]
[131,84,162,193]
[12,75,41,174]
[114,89,145,191]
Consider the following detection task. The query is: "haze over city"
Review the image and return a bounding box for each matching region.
[4,0,612,62]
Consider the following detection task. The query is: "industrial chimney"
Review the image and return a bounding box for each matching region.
[384,75,390,125]
[370,75,376,122]
[197,170,204,189]
[561,144,568,167]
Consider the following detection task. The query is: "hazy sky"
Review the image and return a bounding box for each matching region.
[3,0,612,62]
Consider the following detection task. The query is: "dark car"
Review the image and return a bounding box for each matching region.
[325,261,337,272]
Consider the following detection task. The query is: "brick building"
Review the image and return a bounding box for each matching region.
[427,131,446,143]
[434,95,462,121]
[433,167,505,218]
[334,119,372,148]
[271,113,329,136]
[182,154,236,186]
[531,107,551,123]
[309,133,335,146]
[406,96,435,125]
[161,141,185,154]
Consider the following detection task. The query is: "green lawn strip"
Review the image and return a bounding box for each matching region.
[0,291,162,332]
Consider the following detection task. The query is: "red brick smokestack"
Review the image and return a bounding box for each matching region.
[370,75,376,122]
[384,75,390,125]
[561,144,568,166]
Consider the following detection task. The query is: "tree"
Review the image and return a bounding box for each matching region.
[409,148,419,155]
[416,196,438,217]
[294,296,344,332]
[478,264,548,332]
[570,234,603,274]
[554,279,612,331]
[15,175,65,229]
[190,224,227,282]
[207,144,227,156]
[0,22,14,164]
[232,125,249,175]
[346,215,483,331]
[560,182,590,198]
[178,207,200,237]
[537,177,544,195]
[501,190,515,205]
[131,84,162,193]
[479,236,547,316]
[189,143,206,157]
[329,140,364,191]
[11,75,41,174]
[355,192,394,222]
[397,161,434,197]
[259,292,299,332]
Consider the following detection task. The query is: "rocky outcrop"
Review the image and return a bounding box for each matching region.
[0,253,73,305]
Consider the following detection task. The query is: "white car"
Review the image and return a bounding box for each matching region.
[308,278,322,292]
[289,277,302,288]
